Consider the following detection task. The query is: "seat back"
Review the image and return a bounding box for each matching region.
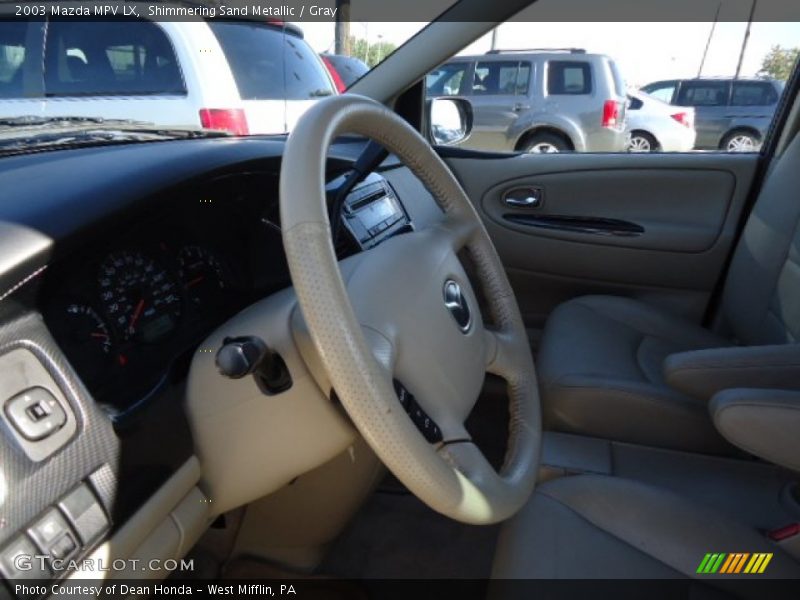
[719,135,800,344]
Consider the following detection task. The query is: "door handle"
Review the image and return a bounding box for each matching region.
[503,213,644,236]
[503,186,543,208]
[513,103,531,112]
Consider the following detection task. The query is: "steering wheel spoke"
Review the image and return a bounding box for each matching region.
[436,418,471,445]
[439,441,498,488]
[484,327,525,379]
[439,212,480,252]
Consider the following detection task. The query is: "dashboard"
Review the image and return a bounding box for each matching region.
[36,166,416,421]
[0,134,439,589]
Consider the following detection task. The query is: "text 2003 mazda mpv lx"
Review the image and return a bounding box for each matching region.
[0,0,799,598]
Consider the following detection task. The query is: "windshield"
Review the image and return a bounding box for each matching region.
[0,17,429,142]
[2,6,799,150]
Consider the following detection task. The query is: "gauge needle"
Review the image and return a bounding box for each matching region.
[128,298,146,334]
[187,275,205,287]
[90,332,109,339]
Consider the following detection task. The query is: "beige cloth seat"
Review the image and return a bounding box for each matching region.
[493,385,800,587]
[537,135,800,453]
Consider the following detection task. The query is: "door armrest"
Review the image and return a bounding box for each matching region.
[663,344,800,401]
[711,388,800,471]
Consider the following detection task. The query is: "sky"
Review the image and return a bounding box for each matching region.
[299,21,800,87]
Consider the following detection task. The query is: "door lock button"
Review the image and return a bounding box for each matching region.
[28,509,71,551]
[4,387,66,441]
[49,532,78,561]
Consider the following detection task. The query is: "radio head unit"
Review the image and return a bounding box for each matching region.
[338,173,412,249]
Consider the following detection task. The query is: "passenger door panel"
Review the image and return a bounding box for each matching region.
[445,152,759,333]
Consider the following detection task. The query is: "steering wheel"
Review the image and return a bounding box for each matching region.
[279,95,540,524]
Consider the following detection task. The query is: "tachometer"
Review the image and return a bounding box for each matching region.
[98,250,182,342]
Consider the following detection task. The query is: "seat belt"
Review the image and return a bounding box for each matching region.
[768,523,800,561]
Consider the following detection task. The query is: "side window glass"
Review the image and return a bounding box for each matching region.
[0,21,28,98]
[645,84,675,103]
[497,63,519,94]
[547,61,591,95]
[676,82,729,107]
[731,81,778,106]
[472,60,521,95]
[426,62,468,96]
[516,63,531,95]
[44,20,185,96]
[422,19,797,155]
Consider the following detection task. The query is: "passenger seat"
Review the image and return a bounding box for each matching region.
[536,134,800,454]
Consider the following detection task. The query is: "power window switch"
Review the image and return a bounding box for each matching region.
[59,484,109,545]
[28,509,72,555]
[4,387,66,441]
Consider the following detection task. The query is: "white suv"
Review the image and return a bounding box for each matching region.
[0,18,336,135]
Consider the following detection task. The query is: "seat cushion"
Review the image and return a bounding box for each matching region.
[492,475,800,591]
[538,295,733,453]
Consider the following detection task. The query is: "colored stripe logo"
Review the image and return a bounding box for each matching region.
[697,553,773,574]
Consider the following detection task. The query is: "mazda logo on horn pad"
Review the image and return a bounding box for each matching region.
[443,280,472,333]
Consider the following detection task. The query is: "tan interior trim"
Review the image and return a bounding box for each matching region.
[185,286,358,517]
[66,457,209,583]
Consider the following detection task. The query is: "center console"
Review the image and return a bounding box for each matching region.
[331,172,413,250]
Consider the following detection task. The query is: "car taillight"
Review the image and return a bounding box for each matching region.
[602,100,621,128]
[199,109,249,135]
[671,112,692,128]
[322,56,346,93]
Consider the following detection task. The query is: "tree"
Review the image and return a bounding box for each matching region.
[347,36,397,68]
[758,45,800,81]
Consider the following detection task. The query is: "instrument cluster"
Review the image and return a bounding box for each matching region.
[42,207,263,419]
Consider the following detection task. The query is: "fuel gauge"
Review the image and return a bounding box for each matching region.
[64,303,112,353]
[51,303,114,384]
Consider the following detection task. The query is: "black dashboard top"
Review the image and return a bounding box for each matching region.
[0,135,381,305]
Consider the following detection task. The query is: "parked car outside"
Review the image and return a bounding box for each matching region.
[321,53,370,92]
[0,19,336,135]
[425,48,629,153]
[625,90,696,152]
[640,77,784,151]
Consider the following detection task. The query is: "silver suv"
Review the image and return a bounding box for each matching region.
[426,49,628,153]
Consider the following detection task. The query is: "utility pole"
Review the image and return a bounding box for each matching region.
[734,0,757,79]
[334,0,351,55]
[698,1,722,77]
[364,23,370,64]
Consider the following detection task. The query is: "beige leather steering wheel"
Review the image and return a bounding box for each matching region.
[279,94,540,524]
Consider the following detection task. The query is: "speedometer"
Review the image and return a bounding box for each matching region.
[98,250,182,342]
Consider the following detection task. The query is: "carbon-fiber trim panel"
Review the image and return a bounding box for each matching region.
[0,311,120,548]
